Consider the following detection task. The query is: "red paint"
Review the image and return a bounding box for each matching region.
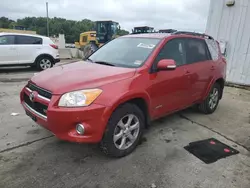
[210,141,216,145]
[20,34,226,143]
[224,148,230,153]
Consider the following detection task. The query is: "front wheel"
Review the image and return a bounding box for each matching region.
[100,103,145,157]
[198,83,221,114]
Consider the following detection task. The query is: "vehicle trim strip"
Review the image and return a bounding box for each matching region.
[23,102,47,120]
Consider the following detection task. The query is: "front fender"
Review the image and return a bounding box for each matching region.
[105,89,151,115]
[110,90,151,112]
[95,88,152,126]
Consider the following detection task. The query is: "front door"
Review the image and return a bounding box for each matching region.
[0,35,18,65]
[148,38,190,119]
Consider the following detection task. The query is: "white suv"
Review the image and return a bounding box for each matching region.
[0,33,60,70]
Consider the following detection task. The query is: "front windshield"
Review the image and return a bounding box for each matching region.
[97,22,107,34]
[111,23,118,35]
[89,37,160,68]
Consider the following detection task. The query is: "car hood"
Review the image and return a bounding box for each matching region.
[30,61,136,94]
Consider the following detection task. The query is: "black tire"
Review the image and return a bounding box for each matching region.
[100,103,145,157]
[36,56,54,71]
[198,83,221,114]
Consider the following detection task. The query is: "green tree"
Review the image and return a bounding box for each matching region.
[0,17,15,28]
[117,29,129,36]
[1,16,129,43]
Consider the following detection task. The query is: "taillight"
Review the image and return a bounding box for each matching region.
[50,44,58,49]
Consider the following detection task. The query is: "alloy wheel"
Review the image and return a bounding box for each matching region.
[40,59,52,70]
[209,87,219,110]
[113,114,140,150]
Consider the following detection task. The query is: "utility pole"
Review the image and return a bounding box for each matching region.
[46,2,49,37]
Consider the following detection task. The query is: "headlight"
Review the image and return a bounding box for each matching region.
[58,89,102,107]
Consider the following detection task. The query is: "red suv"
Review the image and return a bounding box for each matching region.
[20,32,226,157]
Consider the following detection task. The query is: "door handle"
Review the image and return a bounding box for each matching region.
[210,66,215,70]
[10,47,16,50]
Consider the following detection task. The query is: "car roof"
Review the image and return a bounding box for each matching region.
[122,33,172,39]
[121,33,212,41]
[0,32,48,39]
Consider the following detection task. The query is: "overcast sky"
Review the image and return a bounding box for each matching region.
[1,0,210,32]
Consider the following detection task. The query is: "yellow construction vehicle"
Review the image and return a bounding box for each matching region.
[75,31,98,49]
[131,26,154,34]
[78,20,120,58]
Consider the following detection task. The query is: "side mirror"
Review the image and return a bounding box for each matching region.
[157,59,176,71]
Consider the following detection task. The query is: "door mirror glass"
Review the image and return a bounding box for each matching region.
[157,59,176,71]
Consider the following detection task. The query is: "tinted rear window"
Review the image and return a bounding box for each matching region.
[185,39,211,64]
[16,36,42,45]
[205,39,219,60]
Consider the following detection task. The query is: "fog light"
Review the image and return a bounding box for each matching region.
[76,124,85,135]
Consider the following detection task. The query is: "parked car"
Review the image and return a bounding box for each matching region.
[0,33,60,70]
[20,32,226,157]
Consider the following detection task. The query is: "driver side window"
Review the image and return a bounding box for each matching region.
[154,39,185,68]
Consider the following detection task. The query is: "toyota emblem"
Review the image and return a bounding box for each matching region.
[29,92,35,102]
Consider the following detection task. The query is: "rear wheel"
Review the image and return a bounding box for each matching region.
[198,83,221,114]
[36,56,54,71]
[100,103,145,157]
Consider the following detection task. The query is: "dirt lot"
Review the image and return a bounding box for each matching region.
[0,65,250,188]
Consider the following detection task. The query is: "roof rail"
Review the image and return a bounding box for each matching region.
[173,31,214,40]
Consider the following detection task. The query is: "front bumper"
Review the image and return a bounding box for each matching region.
[20,88,110,143]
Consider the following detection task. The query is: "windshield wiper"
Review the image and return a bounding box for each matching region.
[94,61,115,66]
[85,57,94,63]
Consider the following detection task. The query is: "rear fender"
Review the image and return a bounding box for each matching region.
[202,77,225,100]
[202,78,216,100]
[34,54,55,64]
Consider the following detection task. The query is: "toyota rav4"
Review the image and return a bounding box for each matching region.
[20,32,226,157]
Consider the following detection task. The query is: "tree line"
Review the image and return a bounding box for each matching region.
[0,17,129,43]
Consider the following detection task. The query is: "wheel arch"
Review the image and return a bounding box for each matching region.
[105,93,152,129]
[203,77,225,100]
[34,54,55,64]
[215,78,225,99]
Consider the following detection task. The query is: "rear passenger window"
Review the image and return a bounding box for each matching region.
[16,36,42,45]
[205,39,219,60]
[185,39,211,64]
[155,39,185,66]
[0,35,15,45]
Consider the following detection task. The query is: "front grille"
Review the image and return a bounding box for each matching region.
[27,82,52,99]
[24,93,48,116]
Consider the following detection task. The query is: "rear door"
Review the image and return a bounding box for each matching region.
[16,35,43,64]
[0,35,18,65]
[184,38,213,102]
